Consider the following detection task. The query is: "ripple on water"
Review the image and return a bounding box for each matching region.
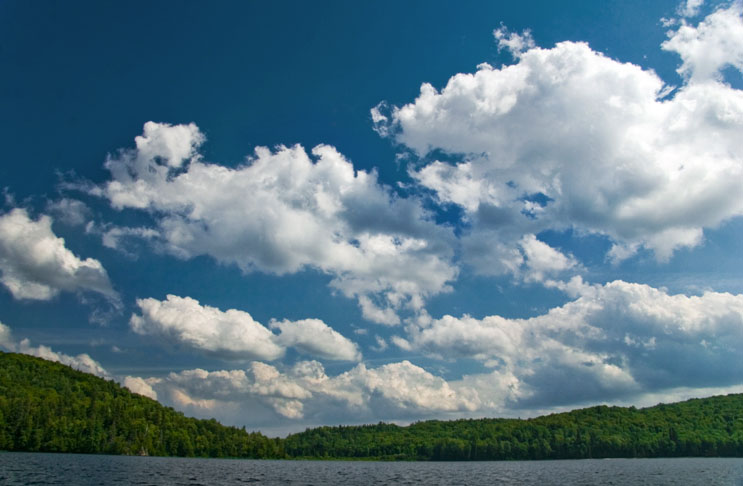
[1,454,743,485]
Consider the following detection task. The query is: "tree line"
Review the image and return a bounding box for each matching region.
[2,352,742,460]
[284,396,743,460]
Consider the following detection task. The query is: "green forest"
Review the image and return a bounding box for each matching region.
[0,352,283,458]
[1,351,743,460]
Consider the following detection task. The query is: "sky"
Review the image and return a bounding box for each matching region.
[1,0,743,436]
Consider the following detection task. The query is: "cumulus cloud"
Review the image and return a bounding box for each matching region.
[161,364,312,419]
[119,277,743,429]
[8,282,742,431]
[519,234,577,282]
[135,359,481,428]
[130,294,360,362]
[458,230,576,281]
[123,376,159,400]
[663,2,743,82]
[375,7,743,270]
[0,208,117,301]
[403,279,743,407]
[0,322,109,378]
[351,360,480,412]
[679,0,705,18]
[130,295,285,361]
[94,122,456,324]
[493,25,535,57]
[270,318,361,361]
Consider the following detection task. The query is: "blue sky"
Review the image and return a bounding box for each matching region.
[1,0,743,435]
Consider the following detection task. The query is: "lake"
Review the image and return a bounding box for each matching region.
[1,452,742,485]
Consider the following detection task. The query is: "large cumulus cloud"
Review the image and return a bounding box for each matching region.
[398,278,743,407]
[375,4,743,269]
[94,122,456,324]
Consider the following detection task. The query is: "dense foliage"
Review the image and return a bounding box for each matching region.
[2,351,743,460]
[0,352,283,458]
[284,396,743,460]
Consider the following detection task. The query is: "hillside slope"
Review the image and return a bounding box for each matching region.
[0,352,282,457]
[284,394,743,460]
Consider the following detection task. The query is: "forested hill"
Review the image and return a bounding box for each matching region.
[284,395,743,460]
[1,351,743,460]
[0,352,283,458]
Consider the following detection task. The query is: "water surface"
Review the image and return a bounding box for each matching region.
[1,452,743,485]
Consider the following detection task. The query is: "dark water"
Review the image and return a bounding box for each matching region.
[1,453,743,485]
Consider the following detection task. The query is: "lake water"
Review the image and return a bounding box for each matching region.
[1,452,743,485]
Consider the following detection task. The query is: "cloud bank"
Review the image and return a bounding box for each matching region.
[135,359,480,427]
[125,278,743,431]
[401,279,743,407]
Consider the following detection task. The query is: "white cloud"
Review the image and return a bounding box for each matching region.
[679,0,705,18]
[137,359,481,427]
[130,295,285,361]
[130,294,360,362]
[119,278,743,429]
[371,335,388,352]
[0,322,109,378]
[46,198,91,226]
[0,322,13,349]
[493,26,535,57]
[17,340,110,378]
[271,318,361,361]
[358,295,401,326]
[390,335,412,351]
[370,103,391,137]
[123,376,159,400]
[134,121,205,169]
[457,231,576,280]
[96,123,456,324]
[377,9,743,268]
[403,279,743,407]
[344,360,480,413]
[146,364,311,420]
[663,2,743,82]
[518,234,577,282]
[168,387,218,412]
[99,225,159,252]
[0,208,117,301]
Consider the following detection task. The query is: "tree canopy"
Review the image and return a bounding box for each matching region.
[0,352,282,458]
